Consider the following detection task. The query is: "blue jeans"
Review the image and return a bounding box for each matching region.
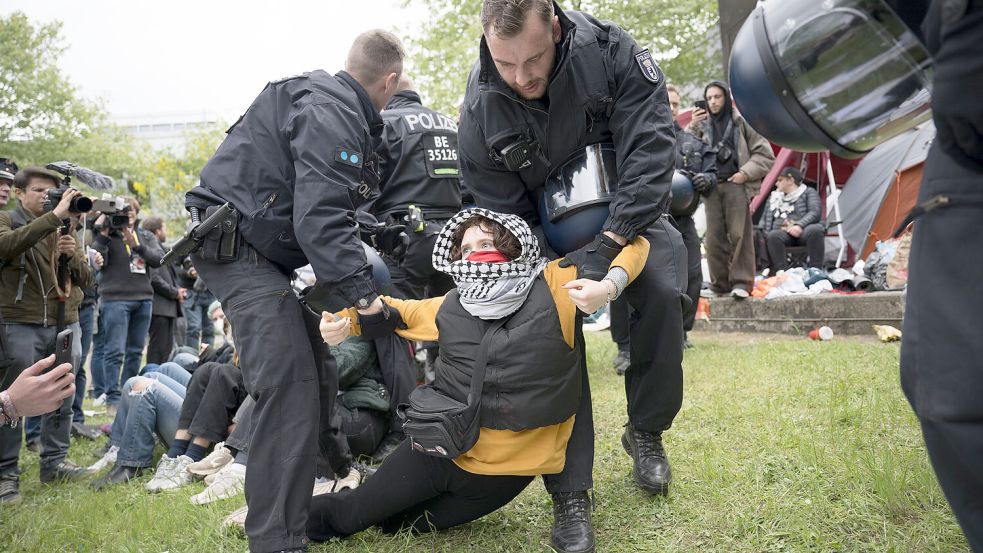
[100,300,153,406]
[72,302,96,424]
[111,373,186,468]
[141,362,192,388]
[90,309,108,398]
[183,289,216,350]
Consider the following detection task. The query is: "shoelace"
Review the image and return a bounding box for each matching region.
[0,477,17,495]
[632,430,666,460]
[553,492,591,522]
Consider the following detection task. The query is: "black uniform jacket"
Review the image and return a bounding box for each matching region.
[187,70,383,305]
[458,3,676,241]
[371,90,463,221]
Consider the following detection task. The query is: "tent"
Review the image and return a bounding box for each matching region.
[837,121,935,260]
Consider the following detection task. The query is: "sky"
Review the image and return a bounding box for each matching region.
[2,0,428,123]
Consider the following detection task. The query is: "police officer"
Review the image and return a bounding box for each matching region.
[370,77,462,301]
[458,2,686,552]
[609,84,716,362]
[184,31,404,553]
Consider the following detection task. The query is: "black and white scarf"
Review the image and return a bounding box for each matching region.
[432,208,548,320]
[768,183,808,221]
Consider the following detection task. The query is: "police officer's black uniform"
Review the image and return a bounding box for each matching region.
[458,5,686,552]
[370,89,462,300]
[610,121,716,351]
[185,70,383,553]
[890,0,983,550]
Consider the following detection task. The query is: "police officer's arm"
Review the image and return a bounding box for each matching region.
[0,212,62,261]
[458,106,539,222]
[288,102,376,306]
[604,40,677,241]
[134,229,164,268]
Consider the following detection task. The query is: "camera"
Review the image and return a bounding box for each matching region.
[43,186,93,215]
[91,194,132,231]
[716,145,734,163]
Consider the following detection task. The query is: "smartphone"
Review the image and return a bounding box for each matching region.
[51,328,73,373]
[694,100,708,111]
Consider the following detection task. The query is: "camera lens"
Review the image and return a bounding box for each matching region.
[71,196,93,213]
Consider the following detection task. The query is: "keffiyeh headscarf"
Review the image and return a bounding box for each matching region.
[432,208,548,320]
[768,183,808,221]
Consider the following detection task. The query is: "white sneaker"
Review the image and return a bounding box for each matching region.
[190,462,245,505]
[87,445,119,473]
[312,466,361,496]
[187,442,233,477]
[92,393,108,407]
[583,312,611,332]
[222,504,248,531]
[730,288,750,299]
[145,455,195,492]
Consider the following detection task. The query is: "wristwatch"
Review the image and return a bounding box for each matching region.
[355,294,377,310]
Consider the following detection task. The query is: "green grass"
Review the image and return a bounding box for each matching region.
[0,332,968,552]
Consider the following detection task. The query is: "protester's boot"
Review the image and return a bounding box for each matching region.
[622,424,672,495]
[91,465,146,490]
[40,460,89,484]
[549,490,595,553]
[0,474,21,504]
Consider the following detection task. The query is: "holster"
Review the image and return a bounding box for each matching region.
[205,205,241,261]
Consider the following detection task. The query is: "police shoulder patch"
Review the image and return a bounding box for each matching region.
[334,146,363,168]
[634,49,662,84]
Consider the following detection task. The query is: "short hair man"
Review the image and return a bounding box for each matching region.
[459,2,686,551]
[760,167,825,272]
[689,80,776,298]
[0,167,94,503]
[184,29,404,552]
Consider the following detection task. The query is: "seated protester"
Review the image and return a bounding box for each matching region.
[309,209,649,540]
[333,336,392,459]
[761,167,825,272]
[189,396,253,506]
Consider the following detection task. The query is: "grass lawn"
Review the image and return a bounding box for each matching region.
[0,331,969,552]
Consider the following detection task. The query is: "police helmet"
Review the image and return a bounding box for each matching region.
[729,0,932,158]
[670,171,699,218]
[361,242,391,287]
[538,143,619,255]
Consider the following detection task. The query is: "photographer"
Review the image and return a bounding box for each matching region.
[0,167,94,503]
[89,197,163,414]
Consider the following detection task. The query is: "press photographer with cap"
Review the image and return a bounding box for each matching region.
[759,166,824,273]
[183,30,405,553]
[0,158,16,208]
[0,166,94,503]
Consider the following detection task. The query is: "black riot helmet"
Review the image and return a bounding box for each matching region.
[669,171,699,218]
[538,143,620,255]
[729,0,933,158]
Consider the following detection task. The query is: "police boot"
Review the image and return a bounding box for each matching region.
[621,424,672,495]
[549,490,595,553]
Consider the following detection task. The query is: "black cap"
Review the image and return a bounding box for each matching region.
[0,158,17,181]
[779,166,803,183]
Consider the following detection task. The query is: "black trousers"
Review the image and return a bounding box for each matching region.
[193,238,349,553]
[176,361,246,444]
[384,227,455,301]
[901,143,983,552]
[765,224,825,272]
[546,218,687,494]
[337,404,388,459]
[671,215,702,333]
[147,315,176,365]
[308,440,533,541]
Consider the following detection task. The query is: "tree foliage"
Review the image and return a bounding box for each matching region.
[403,0,721,115]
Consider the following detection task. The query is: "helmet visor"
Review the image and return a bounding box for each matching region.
[543,143,619,222]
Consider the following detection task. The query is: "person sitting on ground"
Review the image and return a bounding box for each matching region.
[760,166,825,272]
[308,208,648,540]
[333,335,393,459]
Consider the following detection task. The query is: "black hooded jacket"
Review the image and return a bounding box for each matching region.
[458,3,676,242]
[704,80,740,179]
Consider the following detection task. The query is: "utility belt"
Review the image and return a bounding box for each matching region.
[384,206,456,236]
[162,203,242,265]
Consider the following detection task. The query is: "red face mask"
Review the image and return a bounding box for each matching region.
[466,250,510,263]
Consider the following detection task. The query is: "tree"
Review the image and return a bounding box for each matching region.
[403,0,721,114]
[0,12,101,159]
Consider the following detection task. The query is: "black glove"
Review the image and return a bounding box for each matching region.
[558,234,625,281]
[374,224,410,261]
[692,172,716,194]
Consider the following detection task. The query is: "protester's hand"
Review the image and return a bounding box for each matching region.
[728,171,748,184]
[177,288,188,301]
[92,251,104,270]
[320,312,351,346]
[691,107,708,126]
[56,234,76,257]
[52,188,83,219]
[787,224,803,238]
[121,227,138,248]
[558,234,625,281]
[563,278,613,314]
[5,355,75,418]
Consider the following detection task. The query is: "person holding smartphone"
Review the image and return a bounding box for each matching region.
[0,167,94,504]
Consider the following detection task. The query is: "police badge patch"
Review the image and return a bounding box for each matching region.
[634,49,662,84]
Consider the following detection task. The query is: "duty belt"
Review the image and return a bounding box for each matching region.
[162,203,240,264]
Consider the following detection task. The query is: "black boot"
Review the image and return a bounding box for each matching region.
[92,465,146,490]
[622,424,672,495]
[0,474,21,504]
[39,460,89,483]
[550,491,595,553]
